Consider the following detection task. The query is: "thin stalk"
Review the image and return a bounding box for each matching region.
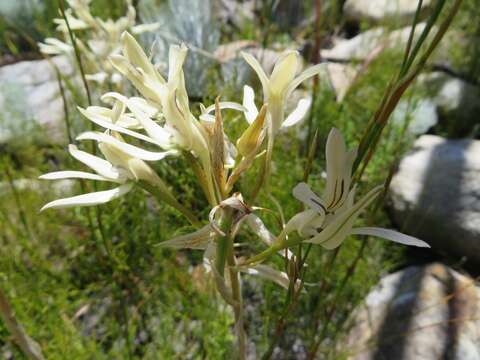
[0,288,45,360]
[402,0,447,74]
[400,0,424,75]
[58,0,92,106]
[227,248,246,360]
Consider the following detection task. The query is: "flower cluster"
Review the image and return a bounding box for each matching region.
[40,29,429,356]
[39,0,159,86]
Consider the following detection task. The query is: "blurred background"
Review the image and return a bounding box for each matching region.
[1,0,479,359]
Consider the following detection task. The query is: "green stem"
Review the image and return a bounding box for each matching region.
[138,181,200,227]
[215,209,233,277]
[227,247,247,360]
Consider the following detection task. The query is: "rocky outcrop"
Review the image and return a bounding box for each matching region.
[321,23,426,61]
[344,0,432,24]
[389,135,480,264]
[420,72,480,137]
[345,263,480,359]
[0,56,74,144]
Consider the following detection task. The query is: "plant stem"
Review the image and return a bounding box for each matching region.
[58,0,92,106]
[227,248,247,360]
[215,209,233,277]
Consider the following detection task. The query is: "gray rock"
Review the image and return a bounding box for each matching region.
[344,263,480,360]
[389,135,480,263]
[391,98,438,135]
[0,56,74,144]
[321,23,426,61]
[344,0,432,23]
[420,72,480,136]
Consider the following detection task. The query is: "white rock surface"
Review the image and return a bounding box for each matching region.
[0,56,74,144]
[321,23,426,61]
[322,63,358,101]
[345,263,480,360]
[344,0,432,23]
[389,135,480,263]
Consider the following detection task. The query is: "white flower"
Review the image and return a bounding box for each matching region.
[40,143,135,210]
[241,50,323,134]
[290,128,429,249]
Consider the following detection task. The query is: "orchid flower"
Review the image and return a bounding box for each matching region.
[241,50,323,134]
[243,128,429,266]
[288,128,430,249]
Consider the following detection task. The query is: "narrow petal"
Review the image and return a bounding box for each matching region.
[40,184,133,211]
[323,128,349,210]
[269,51,300,96]
[121,31,164,83]
[282,97,312,128]
[168,44,188,83]
[78,107,165,147]
[131,22,161,34]
[241,52,270,96]
[243,85,259,124]
[76,132,177,161]
[245,214,276,245]
[156,224,216,249]
[240,264,290,289]
[126,99,174,148]
[39,171,110,182]
[292,182,327,213]
[350,227,430,248]
[203,101,247,115]
[68,144,120,180]
[286,63,325,97]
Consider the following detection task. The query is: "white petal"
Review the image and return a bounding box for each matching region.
[40,184,133,211]
[125,99,173,148]
[282,97,312,128]
[203,101,247,115]
[243,85,259,124]
[350,227,430,248]
[68,144,120,180]
[245,214,276,245]
[131,22,161,34]
[269,51,300,96]
[286,63,325,97]
[39,171,110,182]
[323,128,349,210]
[78,107,165,147]
[168,43,188,83]
[76,132,177,161]
[241,264,290,289]
[121,31,164,83]
[292,182,326,213]
[156,224,216,249]
[241,52,270,96]
[199,114,216,122]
